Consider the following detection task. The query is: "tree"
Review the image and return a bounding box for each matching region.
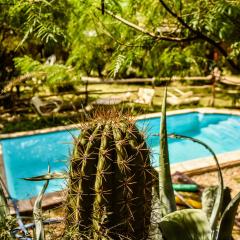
[2,0,240,87]
[100,0,240,75]
[0,0,70,88]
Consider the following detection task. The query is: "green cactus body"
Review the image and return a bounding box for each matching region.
[65,112,153,239]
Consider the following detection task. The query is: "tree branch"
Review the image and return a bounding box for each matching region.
[103,8,198,43]
[158,0,240,71]
[93,12,147,48]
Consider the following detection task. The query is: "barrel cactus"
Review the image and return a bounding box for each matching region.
[65,110,153,239]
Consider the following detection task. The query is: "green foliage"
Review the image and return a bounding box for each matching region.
[65,109,153,239]
[2,0,240,86]
[2,0,240,87]
[14,55,41,74]
[11,0,68,46]
[159,209,211,240]
[109,54,127,78]
[66,0,115,76]
[14,56,80,92]
[0,0,70,86]
[158,47,192,77]
[102,0,240,73]
[228,41,240,59]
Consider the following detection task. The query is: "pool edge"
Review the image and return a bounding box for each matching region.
[0,145,8,197]
[1,107,240,139]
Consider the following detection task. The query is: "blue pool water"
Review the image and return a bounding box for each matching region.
[1,112,240,200]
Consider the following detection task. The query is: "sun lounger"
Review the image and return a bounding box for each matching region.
[167,91,199,106]
[92,97,125,105]
[92,92,132,106]
[30,96,62,115]
[172,88,193,98]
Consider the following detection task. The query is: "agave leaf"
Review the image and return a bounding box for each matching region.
[159,87,176,216]
[33,165,51,240]
[220,187,232,216]
[202,186,218,220]
[33,180,49,240]
[23,171,68,181]
[168,134,224,233]
[202,186,232,221]
[159,209,211,240]
[217,192,240,240]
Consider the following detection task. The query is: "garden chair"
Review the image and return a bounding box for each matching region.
[172,88,193,98]
[166,91,200,106]
[30,96,62,116]
[92,92,132,106]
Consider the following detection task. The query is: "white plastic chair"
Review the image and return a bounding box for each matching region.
[30,96,62,115]
[134,88,155,106]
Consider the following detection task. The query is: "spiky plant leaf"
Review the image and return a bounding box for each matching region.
[202,186,231,221]
[159,87,176,216]
[23,171,67,181]
[33,180,49,240]
[159,209,211,240]
[217,192,240,240]
[202,186,218,220]
[168,133,224,234]
[220,187,232,216]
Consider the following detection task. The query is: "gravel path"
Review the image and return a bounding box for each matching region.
[190,164,240,239]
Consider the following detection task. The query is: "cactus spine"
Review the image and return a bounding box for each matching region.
[65,111,153,239]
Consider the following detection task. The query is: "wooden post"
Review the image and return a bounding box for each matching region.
[152,77,155,88]
[210,67,221,107]
[211,77,216,107]
[84,80,89,106]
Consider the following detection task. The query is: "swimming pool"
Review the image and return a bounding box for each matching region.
[1,111,240,200]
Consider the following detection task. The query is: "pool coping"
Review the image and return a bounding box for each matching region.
[1,107,240,213]
[1,107,240,140]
